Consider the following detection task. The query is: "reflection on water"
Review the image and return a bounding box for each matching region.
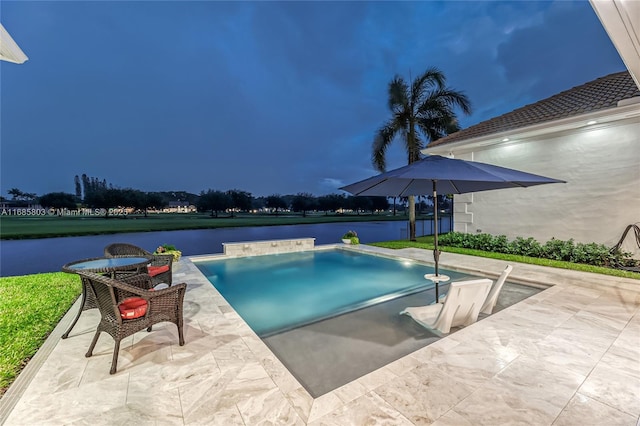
[0,218,450,277]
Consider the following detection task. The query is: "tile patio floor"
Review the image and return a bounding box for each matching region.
[1,245,639,425]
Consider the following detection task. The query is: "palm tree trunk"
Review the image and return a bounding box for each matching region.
[408,195,416,241]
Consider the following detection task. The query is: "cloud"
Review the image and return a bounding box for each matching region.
[319,178,345,192]
[496,1,624,102]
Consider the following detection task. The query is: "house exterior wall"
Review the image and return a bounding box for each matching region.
[448,117,640,258]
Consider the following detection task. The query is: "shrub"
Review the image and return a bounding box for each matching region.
[439,232,465,247]
[438,232,637,269]
[541,238,575,262]
[507,237,542,257]
[156,244,177,252]
[342,230,358,239]
[486,234,509,253]
[341,230,359,245]
[572,242,609,266]
[440,232,509,253]
[471,233,494,251]
[154,244,181,261]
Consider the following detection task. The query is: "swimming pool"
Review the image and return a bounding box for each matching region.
[195,249,472,336]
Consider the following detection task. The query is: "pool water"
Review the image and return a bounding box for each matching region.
[195,249,473,336]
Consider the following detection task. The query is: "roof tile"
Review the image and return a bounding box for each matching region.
[430,71,640,147]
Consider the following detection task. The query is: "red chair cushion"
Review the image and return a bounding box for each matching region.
[118,297,148,319]
[147,265,170,277]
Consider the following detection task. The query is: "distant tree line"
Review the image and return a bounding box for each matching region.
[196,190,392,218]
[6,188,37,202]
[4,173,451,218]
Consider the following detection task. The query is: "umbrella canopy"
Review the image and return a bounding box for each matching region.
[340,154,565,300]
[0,23,28,64]
[341,154,564,197]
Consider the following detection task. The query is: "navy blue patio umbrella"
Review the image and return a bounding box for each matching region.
[340,154,565,299]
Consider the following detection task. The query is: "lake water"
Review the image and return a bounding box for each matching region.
[0,218,450,277]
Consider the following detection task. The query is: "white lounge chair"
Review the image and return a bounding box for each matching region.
[400,278,492,334]
[437,265,513,315]
[479,265,513,315]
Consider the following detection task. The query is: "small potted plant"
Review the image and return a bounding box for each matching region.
[154,244,182,262]
[341,230,359,245]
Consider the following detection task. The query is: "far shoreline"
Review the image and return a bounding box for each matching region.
[0,212,448,240]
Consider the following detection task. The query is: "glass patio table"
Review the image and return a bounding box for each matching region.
[61,256,151,339]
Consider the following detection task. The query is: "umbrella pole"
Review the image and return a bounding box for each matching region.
[433,180,439,300]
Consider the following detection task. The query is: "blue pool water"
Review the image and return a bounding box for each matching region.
[195,249,472,336]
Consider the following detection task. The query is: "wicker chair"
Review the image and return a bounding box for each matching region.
[78,271,187,374]
[104,243,173,286]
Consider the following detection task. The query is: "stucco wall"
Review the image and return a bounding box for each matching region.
[451,118,640,258]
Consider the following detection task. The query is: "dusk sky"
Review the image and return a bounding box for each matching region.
[0,1,625,198]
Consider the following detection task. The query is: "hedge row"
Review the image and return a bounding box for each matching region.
[438,232,637,268]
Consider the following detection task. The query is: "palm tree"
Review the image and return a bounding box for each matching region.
[372,67,471,240]
[7,188,24,200]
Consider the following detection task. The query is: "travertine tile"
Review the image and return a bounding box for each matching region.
[598,344,640,380]
[490,355,585,416]
[451,384,558,425]
[4,373,129,425]
[235,385,303,425]
[430,409,475,426]
[514,298,576,327]
[409,346,446,364]
[126,375,183,423]
[538,288,601,314]
[259,352,302,395]
[386,353,422,376]
[16,347,87,397]
[210,334,260,372]
[309,392,412,426]
[357,366,398,392]
[333,380,369,405]
[91,406,185,426]
[307,391,344,423]
[286,386,314,423]
[421,342,512,388]
[584,293,640,322]
[243,334,275,360]
[374,365,475,424]
[178,368,241,425]
[563,309,628,336]
[80,336,173,385]
[522,334,602,376]
[425,334,461,352]
[553,393,637,426]
[452,322,540,357]
[579,363,640,417]
[135,350,220,392]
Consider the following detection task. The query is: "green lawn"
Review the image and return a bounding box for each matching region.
[0,212,415,239]
[0,272,81,396]
[371,236,640,280]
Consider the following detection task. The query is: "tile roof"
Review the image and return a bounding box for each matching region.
[429,71,640,147]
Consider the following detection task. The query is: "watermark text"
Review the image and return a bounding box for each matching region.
[1,208,127,216]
